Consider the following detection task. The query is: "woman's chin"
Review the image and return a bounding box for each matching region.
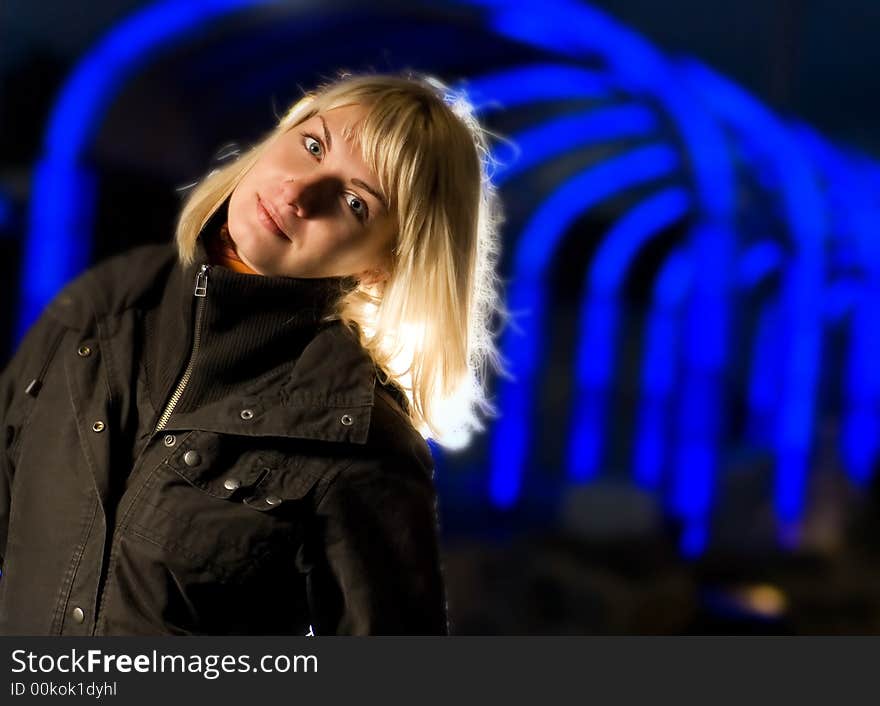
[227,228,281,274]
[235,249,272,275]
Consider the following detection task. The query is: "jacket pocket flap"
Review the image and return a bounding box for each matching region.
[164,430,322,506]
[240,462,324,511]
[165,430,280,500]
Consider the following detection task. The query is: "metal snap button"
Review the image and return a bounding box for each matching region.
[223,478,241,491]
[71,606,85,624]
[240,408,254,420]
[91,420,105,433]
[265,495,282,506]
[77,345,92,358]
[183,450,201,467]
[163,434,176,447]
[340,414,354,426]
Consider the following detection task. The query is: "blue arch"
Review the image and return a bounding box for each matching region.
[746,298,784,448]
[491,106,660,186]
[637,239,784,493]
[567,187,691,482]
[635,248,692,491]
[489,144,680,508]
[680,59,828,528]
[20,0,272,339]
[467,1,736,556]
[796,125,880,486]
[737,242,786,447]
[469,0,736,214]
[466,64,614,109]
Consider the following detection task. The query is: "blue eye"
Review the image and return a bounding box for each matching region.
[345,193,368,221]
[303,135,323,158]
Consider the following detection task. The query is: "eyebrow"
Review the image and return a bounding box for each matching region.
[352,179,388,210]
[318,115,388,212]
[319,115,333,154]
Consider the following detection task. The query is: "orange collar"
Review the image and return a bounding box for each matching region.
[203,224,260,275]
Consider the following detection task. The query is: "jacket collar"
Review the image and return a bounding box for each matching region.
[47,226,379,444]
[147,230,378,443]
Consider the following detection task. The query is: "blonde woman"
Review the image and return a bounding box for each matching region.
[0,73,503,635]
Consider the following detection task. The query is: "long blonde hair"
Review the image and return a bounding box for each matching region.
[175,72,505,448]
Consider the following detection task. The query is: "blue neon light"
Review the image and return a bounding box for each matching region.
[665,222,732,556]
[512,145,679,276]
[737,242,784,448]
[823,280,862,322]
[842,298,880,484]
[795,125,880,486]
[491,105,659,186]
[568,187,691,482]
[467,0,736,554]
[490,144,679,507]
[669,347,722,530]
[738,240,785,446]
[747,299,783,447]
[483,0,662,85]
[467,64,613,112]
[635,249,692,490]
[681,59,828,525]
[20,0,271,339]
[477,2,736,215]
[738,241,784,289]
[46,0,271,161]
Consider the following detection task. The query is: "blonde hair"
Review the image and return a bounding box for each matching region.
[175,72,505,448]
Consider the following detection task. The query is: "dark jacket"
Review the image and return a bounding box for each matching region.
[0,235,449,635]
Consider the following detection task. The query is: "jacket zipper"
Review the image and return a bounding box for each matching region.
[93,264,210,633]
[154,264,210,432]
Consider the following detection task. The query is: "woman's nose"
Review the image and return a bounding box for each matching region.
[281,175,338,218]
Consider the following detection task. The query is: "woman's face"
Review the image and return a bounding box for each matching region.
[226,103,395,280]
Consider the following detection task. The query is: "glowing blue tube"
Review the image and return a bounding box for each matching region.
[477,1,736,214]
[637,241,788,507]
[492,105,659,186]
[635,249,692,491]
[747,299,783,447]
[738,241,784,289]
[681,60,828,526]
[467,64,613,111]
[736,241,785,445]
[842,299,880,484]
[20,0,271,339]
[795,125,880,486]
[568,188,691,482]
[667,222,732,556]
[489,144,679,508]
[484,0,662,86]
[466,0,736,555]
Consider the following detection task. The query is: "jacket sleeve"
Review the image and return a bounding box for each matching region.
[304,456,450,635]
[0,309,66,575]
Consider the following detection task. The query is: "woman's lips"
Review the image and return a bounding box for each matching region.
[256,194,292,241]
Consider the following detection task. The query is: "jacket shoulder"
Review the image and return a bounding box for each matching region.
[306,322,433,478]
[45,242,178,330]
[365,382,434,482]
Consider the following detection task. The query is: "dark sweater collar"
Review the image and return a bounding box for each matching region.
[145,230,358,421]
